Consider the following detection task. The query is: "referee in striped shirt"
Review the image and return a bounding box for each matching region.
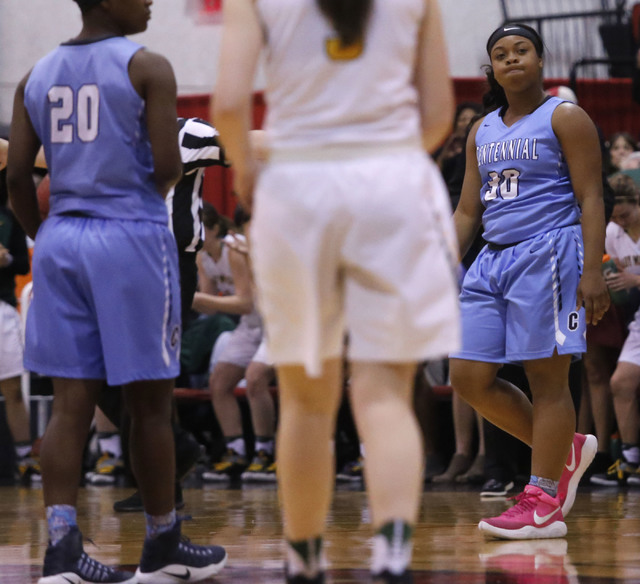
[109,118,232,512]
[169,117,229,328]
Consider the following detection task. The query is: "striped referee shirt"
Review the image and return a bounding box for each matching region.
[167,117,229,253]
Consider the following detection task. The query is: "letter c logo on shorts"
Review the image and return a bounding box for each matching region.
[568,311,579,331]
[171,325,180,349]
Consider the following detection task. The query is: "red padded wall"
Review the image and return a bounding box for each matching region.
[180,79,640,218]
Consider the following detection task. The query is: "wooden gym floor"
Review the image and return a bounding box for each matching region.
[1,481,639,583]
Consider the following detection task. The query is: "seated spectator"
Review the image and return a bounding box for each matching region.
[591,173,640,485]
[605,132,638,176]
[194,231,277,483]
[0,169,37,483]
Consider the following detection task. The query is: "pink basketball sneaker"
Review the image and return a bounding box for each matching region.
[557,433,597,517]
[478,485,567,540]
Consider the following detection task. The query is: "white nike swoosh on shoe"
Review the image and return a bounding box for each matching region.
[533,507,561,525]
[565,444,576,472]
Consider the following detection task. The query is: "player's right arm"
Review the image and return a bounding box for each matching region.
[129,49,182,197]
[453,119,485,260]
[6,72,43,240]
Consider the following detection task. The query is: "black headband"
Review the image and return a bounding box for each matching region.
[74,0,104,10]
[486,24,544,56]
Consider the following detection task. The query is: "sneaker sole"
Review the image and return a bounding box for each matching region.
[480,481,515,498]
[202,473,233,482]
[39,572,137,584]
[135,553,227,584]
[87,476,118,485]
[478,520,567,540]
[561,434,597,517]
[589,475,621,487]
[241,473,277,482]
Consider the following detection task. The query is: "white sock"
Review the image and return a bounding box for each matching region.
[371,520,413,576]
[285,537,326,579]
[98,433,122,459]
[15,443,32,459]
[226,437,246,456]
[623,445,640,465]
[255,438,274,455]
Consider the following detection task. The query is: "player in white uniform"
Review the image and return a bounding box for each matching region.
[599,173,640,483]
[214,1,458,582]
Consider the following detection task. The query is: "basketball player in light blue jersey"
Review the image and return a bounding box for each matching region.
[6,0,226,582]
[450,23,610,540]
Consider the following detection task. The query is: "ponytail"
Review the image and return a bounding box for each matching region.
[317,0,373,47]
[481,65,508,115]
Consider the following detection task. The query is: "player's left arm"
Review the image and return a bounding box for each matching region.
[552,102,610,324]
[130,49,182,197]
[6,72,43,240]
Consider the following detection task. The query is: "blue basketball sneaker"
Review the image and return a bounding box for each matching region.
[39,527,136,584]
[135,519,227,583]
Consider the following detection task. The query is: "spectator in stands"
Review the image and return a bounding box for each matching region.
[431,393,485,485]
[590,173,640,486]
[606,132,638,176]
[434,101,482,210]
[214,1,459,582]
[450,23,608,539]
[0,169,37,484]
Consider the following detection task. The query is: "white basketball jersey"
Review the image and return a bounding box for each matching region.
[606,221,640,276]
[198,237,236,296]
[256,0,425,150]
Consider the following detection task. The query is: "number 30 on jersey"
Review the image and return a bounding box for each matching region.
[485,169,521,201]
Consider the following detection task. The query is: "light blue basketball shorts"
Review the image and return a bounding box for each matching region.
[451,224,586,363]
[24,214,181,385]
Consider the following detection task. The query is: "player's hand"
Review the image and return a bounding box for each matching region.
[0,138,8,171]
[233,159,257,213]
[576,269,610,325]
[226,232,249,256]
[604,270,640,291]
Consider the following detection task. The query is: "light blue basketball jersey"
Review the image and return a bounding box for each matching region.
[476,96,581,245]
[24,36,167,223]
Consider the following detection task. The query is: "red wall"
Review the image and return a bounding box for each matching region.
[181,78,640,218]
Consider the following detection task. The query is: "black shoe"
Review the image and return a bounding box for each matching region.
[372,570,413,583]
[113,483,184,513]
[135,519,227,583]
[175,427,204,481]
[479,478,515,497]
[40,527,135,583]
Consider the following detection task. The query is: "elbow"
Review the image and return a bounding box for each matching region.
[155,164,182,196]
[422,117,454,155]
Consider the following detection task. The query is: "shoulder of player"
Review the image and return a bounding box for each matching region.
[466,115,487,147]
[606,219,625,238]
[550,101,592,130]
[129,48,176,83]
[17,68,34,93]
